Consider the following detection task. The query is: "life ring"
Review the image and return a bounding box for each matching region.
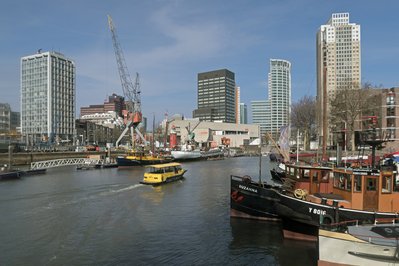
[294,189,308,200]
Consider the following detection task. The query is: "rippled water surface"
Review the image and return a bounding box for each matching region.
[0,157,317,265]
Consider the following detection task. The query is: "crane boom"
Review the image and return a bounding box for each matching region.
[107,15,142,126]
[108,15,144,147]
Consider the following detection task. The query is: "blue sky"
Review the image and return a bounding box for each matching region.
[1,0,398,123]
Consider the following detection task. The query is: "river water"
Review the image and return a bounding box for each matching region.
[0,157,317,265]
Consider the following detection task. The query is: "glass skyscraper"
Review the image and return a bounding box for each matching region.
[21,51,76,146]
[251,100,269,137]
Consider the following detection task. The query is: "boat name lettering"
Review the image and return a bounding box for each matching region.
[308,207,326,216]
[238,185,258,193]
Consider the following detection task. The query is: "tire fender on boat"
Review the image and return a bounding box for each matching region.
[321,214,334,225]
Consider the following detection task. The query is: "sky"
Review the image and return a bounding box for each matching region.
[1,0,398,124]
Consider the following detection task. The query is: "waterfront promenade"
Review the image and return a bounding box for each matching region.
[0,151,124,167]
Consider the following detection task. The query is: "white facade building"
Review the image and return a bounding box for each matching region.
[21,51,76,146]
[316,12,361,144]
[266,59,291,140]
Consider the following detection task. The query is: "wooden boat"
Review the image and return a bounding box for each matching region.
[231,159,399,242]
[277,157,399,241]
[117,149,173,167]
[318,221,399,265]
[140,162,187,186]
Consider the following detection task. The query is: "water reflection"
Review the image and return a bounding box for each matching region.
[229,218,317,266]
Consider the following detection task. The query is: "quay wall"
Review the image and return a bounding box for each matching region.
[0,151,125,166]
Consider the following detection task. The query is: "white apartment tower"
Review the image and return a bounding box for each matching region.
[21,51,76,146]
[266,59,291,140]
[316,13,361,148]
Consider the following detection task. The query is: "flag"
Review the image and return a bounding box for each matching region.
[278,125,290,162]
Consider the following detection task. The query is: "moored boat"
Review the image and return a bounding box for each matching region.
[276,158,399,241]
[140,162,187,186]
[318,221,399,265]
[171,144,202,161]
[230,174,281,220]
[117,149,173,167]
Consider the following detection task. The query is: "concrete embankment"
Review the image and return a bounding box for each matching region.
[0,151,125,166]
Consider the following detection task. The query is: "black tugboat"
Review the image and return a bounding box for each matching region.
[231,127,399,241]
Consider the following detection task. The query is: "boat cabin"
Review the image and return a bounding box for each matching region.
[283,163,399,212]
[283,164,333,194]
[331,166,399,212]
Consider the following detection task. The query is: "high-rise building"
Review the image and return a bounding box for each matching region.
[0,103,11,133]
[21,51,76,146]
[193,69,236,123]
[266,59,291,140]
[316,12,361,148]
[251,100,268,136]
[239,103,248,124]
[235,86,240,124]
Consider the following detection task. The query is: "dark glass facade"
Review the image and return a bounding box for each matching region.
[193,69,236,123]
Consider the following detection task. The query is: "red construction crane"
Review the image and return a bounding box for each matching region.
[107,15,144,147]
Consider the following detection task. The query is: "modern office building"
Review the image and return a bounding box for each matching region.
[266,59,291,140]
[239,103,248,124]
[193,69,236,123]
[21,51,76,146]
[0,103,11,133]
[316,12,361,148]
[251,100,269,137]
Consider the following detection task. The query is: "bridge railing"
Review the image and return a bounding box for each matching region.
[30,158,103,170]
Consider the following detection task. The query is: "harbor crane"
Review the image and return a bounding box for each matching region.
[107,15,145,147]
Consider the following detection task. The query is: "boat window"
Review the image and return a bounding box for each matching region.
[345,174,352,191]
[312,171,318,182]
[366,178,377,191]
[354,175,362,192]
[333,172,345,189]
[321,170,329,181]
[395,175,399,192]
[382,175,392,193]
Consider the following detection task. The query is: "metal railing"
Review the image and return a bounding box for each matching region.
[30,158,102,170]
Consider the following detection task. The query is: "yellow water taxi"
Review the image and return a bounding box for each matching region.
[141,162,187,185]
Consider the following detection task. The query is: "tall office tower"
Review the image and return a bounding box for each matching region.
[251,100,269,136]
[239,103,248,124]
[21,51,76,146]
[0,103,11,132]
[317,12,361,149]
[193,69,236,123]
[266,59,291,140]
[235,86,241,124]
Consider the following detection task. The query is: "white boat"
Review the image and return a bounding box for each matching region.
[201,148,224,159]
[318,222,399,265]
[171,144,202,160]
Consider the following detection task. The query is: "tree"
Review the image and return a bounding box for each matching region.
[329,82,380,151]
[291,95,316,150]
